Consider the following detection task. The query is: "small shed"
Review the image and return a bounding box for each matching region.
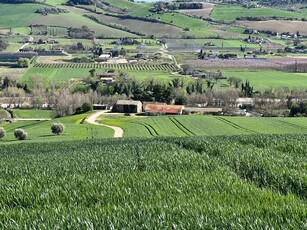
[144,104,184,116]
[99,53,112,60]
[113,100,142,113]
[93,104,112,110]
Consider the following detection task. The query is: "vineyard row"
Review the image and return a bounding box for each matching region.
[33,63,178,72]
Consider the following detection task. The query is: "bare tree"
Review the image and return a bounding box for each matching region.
[186,93,208,107]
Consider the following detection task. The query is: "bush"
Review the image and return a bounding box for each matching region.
[81,102,93,112]
[17,58,30,68]
[0,127,6,140]
[51,123,65,135]
[14,129,28,140]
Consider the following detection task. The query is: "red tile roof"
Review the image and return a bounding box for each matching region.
[145,104,184,115]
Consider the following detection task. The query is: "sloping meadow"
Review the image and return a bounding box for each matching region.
[0,135,306,228]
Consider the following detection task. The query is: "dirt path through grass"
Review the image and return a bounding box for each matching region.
[86,111,123,138]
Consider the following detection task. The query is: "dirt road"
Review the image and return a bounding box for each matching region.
[85,111,123,138]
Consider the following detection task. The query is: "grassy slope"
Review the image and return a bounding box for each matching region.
[98,115,307,138]
[150,13,216,38]
[222,70,307,91]
[0,135,306,228]
[13,109,53,118]
[103,0,217,38]
[45,0,68,6]
[21,68,307,91]
[29,12,137,37]
[211,4,307,22]
[0,3,136,37]
[0,4,39,28]
[21,68,91,84]
[103,0,153,17]
[0,113,113,142]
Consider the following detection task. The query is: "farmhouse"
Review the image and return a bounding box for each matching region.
[113,100,142,113]
[144,104,184,116]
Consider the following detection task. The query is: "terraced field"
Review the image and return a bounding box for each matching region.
[98,115,307,137]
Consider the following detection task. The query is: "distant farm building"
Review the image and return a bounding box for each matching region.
[98,53,112,61]
[184,107,223,115]
[113,100,142,113]
[93,104,112,110]
[144,104,184,116]
[142,102,166,111]
[96,72,116,84]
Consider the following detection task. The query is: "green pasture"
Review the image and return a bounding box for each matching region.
[21,67,90,85]
[98,115,307,138]
[21,67,177,85]
[11,27,31,35]
[103,0,153,17]
[0,134,306,228]
[0,113,113,142]
[222,70,307,91]
[13,109,53,119]
[45,0,68,6]
[211,4,307,22]
[4,44,21,52]
[0,4,39,28]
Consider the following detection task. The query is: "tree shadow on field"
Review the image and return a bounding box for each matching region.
[39,133,68,138]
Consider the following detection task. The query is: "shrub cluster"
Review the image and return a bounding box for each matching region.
[51,123,65,135]
[0,127,6,140]
[14,129,28,140]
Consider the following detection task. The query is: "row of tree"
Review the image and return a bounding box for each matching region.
[0,123,64,141]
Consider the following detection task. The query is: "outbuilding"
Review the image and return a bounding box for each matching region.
[113,100,142,113]
[183,107,223,115]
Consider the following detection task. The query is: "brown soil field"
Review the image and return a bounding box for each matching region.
[184,58,282,69]
[0,67,26,80]
[0,29,9,35]
[234,20,307,35]
[269,57,307,65]
[86,13,184,38]
[66,6,184,37]
[178,3,215,19]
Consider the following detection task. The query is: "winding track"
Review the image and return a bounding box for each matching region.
[85,111,124,138]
